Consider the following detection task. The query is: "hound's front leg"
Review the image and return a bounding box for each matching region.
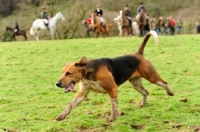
[56,91,88,121]
[108,98,118,122]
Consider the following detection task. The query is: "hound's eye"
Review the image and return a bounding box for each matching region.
[65,72,71,76]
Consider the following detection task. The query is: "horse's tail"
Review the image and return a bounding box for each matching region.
[29,26,35,35]
[137,31,158,55]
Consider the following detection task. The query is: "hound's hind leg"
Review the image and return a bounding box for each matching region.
[129,77,148,108]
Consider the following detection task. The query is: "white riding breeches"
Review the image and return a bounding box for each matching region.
[98,17,104,23]
[43,19,48,24]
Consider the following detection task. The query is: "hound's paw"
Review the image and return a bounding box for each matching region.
[139,103,146,108]
[167,91,174,96]
[107,116,115,122]
[56,114,66,121]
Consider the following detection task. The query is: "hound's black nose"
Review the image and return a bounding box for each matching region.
[56,81,62,87]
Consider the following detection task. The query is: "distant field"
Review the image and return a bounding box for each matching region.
[0,34,200,132]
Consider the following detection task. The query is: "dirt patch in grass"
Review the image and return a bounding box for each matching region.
[77,128,99,132]
[130,124,144,130]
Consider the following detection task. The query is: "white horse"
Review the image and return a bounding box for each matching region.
[132,21,140,36]
[113,14,140,37]
[113,15,123,37]
[30,12,65,41]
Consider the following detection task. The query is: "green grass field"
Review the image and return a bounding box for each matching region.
[0,35,200,132]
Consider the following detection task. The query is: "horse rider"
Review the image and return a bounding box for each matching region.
[14,21,20,35]
[124,4,132,28]
[135,2,147,22]
[41,8,49,28]
[94,5,104,25]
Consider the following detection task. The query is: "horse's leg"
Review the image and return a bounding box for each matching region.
[12,35,16,41]
[119,29,122,37]
[129,27,133,37]
[104,27,108,37]
[118,25,122,37]
[94,28,100,38]
[24,34,27,41]
[101,27,106,38]
[139,26,143,37]
[10,36,13,41]
[123,27,127,37]
[140,30,143,37]
[50,29,56,40]
[93,30,97,38]
[103,27,108,37]
[105,25,109,37]
[126,27,131,37]
[35,30,39,41]
[97,30,100,38]
[121,27,124,37]
[126,28,130,37]
[86,30,90,38]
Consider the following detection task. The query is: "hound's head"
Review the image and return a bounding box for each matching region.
[56,56,89,93]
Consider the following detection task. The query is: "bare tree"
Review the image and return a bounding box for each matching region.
[0,0,20,16]
[62,1,93,38]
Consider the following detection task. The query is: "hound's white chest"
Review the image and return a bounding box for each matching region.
[79,80,106,93]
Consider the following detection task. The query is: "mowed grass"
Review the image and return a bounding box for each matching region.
[0,35,200,132]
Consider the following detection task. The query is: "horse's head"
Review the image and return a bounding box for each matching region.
[6,26,8,31]
[91,12,96,24]
[82,19,86,24]
[6,26,13,32]
[140,9,145,15]
[119,9,123,17]
[57,12,65,21]
[113,16,121,23]
[91,12,95,18]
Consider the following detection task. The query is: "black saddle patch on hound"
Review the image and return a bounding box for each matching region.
[85,56,139,86]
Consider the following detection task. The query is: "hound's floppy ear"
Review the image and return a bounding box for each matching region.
[75,56,89,67]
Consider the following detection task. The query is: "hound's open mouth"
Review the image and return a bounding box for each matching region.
[64,82,76,93]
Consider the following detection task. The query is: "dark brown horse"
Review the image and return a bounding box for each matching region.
[6,26,27,41]
[82,19,93,38]
[137,9,146,37]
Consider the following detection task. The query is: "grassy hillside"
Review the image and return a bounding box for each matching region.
[0,34,200,131]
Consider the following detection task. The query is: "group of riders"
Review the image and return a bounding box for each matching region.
[13,8,49,35]
[12,2,147,36]
[85,2,147,34]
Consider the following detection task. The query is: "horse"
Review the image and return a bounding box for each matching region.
[137,9,146,37]
[132,21,140,36]
[82,19,93,38]
[113,15,123,36]
[119,9,132,37]
[30,12,65,41]
[113,10,133,37]
[91,12,113,38]
[6,26,27,41]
